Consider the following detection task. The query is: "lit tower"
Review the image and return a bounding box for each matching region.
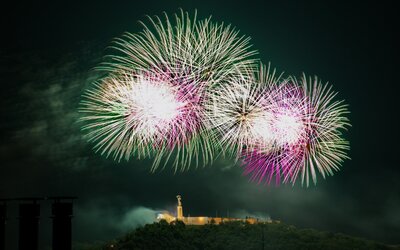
[176,195,183,220]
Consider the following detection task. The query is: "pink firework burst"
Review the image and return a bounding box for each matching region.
[242,80,311,184]
[241,75,350,186]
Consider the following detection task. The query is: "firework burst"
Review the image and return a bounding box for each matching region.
[204,64,283,159]
[79,9,351,184]
[80,10,257,170]
[80,72,203,165]
[242,74,351,186]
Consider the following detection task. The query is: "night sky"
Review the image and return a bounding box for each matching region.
[1,0,398,249]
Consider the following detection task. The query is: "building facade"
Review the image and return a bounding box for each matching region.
[156,195,274,225]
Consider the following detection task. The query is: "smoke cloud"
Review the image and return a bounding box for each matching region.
[74,202,158,244]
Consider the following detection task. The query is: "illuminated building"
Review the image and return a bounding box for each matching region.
[156,195,276,225]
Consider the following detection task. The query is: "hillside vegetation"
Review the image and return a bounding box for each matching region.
[80,220,398,250]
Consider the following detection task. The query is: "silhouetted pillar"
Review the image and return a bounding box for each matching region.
[18,203,40,250]
[0,203,6,250]
[52,202,73,250]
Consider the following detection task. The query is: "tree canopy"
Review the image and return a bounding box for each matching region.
[79,220,395,250]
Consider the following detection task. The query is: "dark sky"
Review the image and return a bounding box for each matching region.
[1,0,398,249]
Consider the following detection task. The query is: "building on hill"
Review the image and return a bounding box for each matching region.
[156,195,276,225]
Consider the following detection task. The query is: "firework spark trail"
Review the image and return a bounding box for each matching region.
[99,10,256,85]
[241,74,350,186]
[80,10,257,171]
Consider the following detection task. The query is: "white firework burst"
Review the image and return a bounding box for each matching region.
[80,10,257,170]
[205,63,283,159]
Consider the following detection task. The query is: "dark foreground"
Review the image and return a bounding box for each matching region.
[77,220,399,250]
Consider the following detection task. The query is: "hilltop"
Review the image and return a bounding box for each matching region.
[78,220,399,250]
